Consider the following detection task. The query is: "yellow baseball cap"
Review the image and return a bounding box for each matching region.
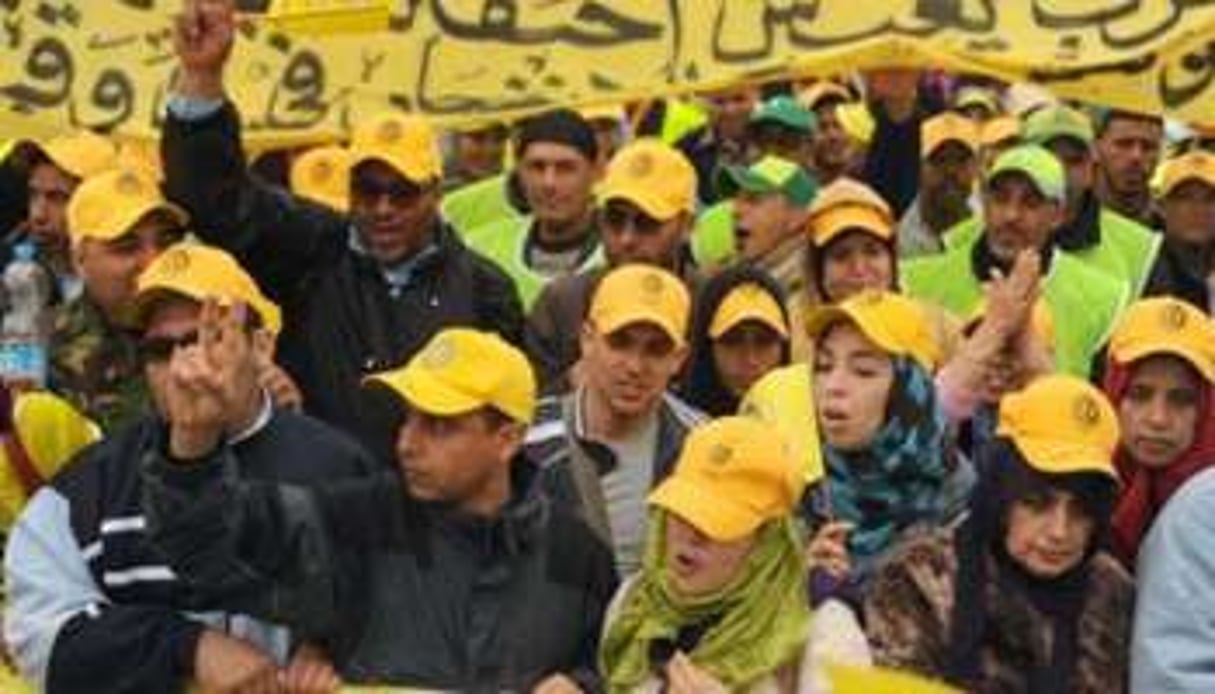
[981,115,1022,148]
[649,416,804,541]
[1108,297,1215,382]
[578,103,626,124]
[806,291,942,372]
[134,242,282,335]
[596,139,697,221]
[835,102,876,145]
[366,328,536,424]
[828,664,961,694]
[291,145,351,212]
[954,86,1001,118]
[709,282,789,340]
[797,81,852,111]
[36,130,117,180]
[1024,104,1095,147]
[1158,150,1215,197]
[921,112,981,160]
[67,168,188,245]
[348,112,442,183]
[589,264,690,346]
[996,375,1119,479]
[807,177,895,247]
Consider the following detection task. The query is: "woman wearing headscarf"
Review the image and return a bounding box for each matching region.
[599,416,869,693]
[801,291,973,598]
[682,264,791,416]
[1102,297,1215,568]
[864,375,1133,693]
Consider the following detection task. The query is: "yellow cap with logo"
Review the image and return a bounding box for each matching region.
[805,291,943,372]
[921,112,981,159]
[797,81,853,112]
[1108,297,1215,382]
[349,112,442,183]
[709,282,789,340]
[1158,150,1215,197]
[134,242,282,335]
[980,115,1022,148]
[649,416,804,541]
[996,375,1119,479]
[367,328,537,424]
[291,144,351,212]
[807,177,895,246]
[37,130,117,180]
[67,168,188,245]
[589,264,690,346]
[596,139,697,221]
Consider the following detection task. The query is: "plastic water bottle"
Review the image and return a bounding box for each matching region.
[0,243,51,386]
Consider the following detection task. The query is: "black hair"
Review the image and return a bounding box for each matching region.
[1095,108,1164,138]
[513,109,599,163]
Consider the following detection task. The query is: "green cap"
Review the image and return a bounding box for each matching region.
[1024,105,1095,147]
[717,155,818,207]
[750,96,817,134]
[986,145,1066,204]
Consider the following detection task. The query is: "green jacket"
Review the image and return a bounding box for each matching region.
[691,200,736,269]
[441,173,522,237]
[465,216,603,310]
[48,297,147,433]
[902,245,1127,377]
[944,202,1160,299]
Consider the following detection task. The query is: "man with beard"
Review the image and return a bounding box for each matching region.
[1095,109,1165,228]
[899,112,981,257]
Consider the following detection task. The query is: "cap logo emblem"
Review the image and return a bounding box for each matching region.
[628,152,654,178]
[1161,303,1188,331]
[421,336,457,369]
[640,273,665,303]
[159,247,192,276]
[1072,394,1102,430]
[116,171,144,196]
[708,444,732,466]
[311,160,333,182]
[377,120,403,145]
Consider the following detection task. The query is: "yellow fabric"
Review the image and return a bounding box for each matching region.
[366,328,537,424]
[739,363,823,484]
[709,282,789,339]
[807,177,895,246]
[828,663,961,694]
[589,264,691,346]
[996,375,1120,480]
[835,103,876,146]
[0,392,100,532]
[980,116,1022,147]
[66,168,187,244]
[595,139,697,221]
[1108,297,1215,382]
[114,137,163,183]
[134,242,283,334]
[264,0,393,35]
[1159,150,1215,196]
[291,144,351,212]
[797,81,853,111]
[805,291,944,372]
[1023,104,1096,146]
[648,417,804,542]
[954,86,1000,117]
[348,113,442,183]
[921,112,981,159]
[37,130,117,180]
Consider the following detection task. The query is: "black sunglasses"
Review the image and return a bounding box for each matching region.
[601,205,664,235]
[350,175,426,205]
[138,331,199,363]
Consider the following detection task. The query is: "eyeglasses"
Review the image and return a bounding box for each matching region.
[600,205,664,235]
[137,331,199,363]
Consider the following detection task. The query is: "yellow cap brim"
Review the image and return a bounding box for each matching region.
[1003,436,1118,481]
[709,305,789,340]
[74,200,188,244]
[366,365,484,418]
[806,307,935,371]
[132,287,282,336]
[922,136,978,160]
[595,308,685,346]
[1162,172,1215,198]
[1112,342,1215,383]
[596,184,681,222]
[649,477,762,542]
[811,206,894,247]
[350,152,436,184]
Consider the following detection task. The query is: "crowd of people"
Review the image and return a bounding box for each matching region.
[0,1,1214,692]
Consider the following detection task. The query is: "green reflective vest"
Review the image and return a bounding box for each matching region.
[465,215,603,310]
[691,200,736,269]
[442,173,522,237]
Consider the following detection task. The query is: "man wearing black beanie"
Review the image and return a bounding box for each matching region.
[465,109,604,310]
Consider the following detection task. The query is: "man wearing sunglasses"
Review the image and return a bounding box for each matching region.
[162,0,522,447]
[526,139,700,394]
[6,242,376,693]
[48,168,187,433]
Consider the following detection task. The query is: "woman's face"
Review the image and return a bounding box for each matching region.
[1005,487,1095,579]
[711,321,785,397]
[813,322,895,450]
[664,514,758,597]
[1118,355,1203,470]
[818,230,895,303]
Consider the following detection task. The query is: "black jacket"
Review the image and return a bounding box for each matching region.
[4,408,376,694]
[142,451,617,692]
[161,103,524,444]
[1144,238,1213,313]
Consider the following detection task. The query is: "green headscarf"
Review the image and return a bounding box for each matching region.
[599,510,811,692]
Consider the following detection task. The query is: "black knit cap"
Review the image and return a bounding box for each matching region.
[513,109,599,163]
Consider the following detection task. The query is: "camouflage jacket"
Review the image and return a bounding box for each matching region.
[49,297,147,433]
[863,527,1134,694]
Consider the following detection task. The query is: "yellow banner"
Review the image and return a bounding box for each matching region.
[1,1,1214,148]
